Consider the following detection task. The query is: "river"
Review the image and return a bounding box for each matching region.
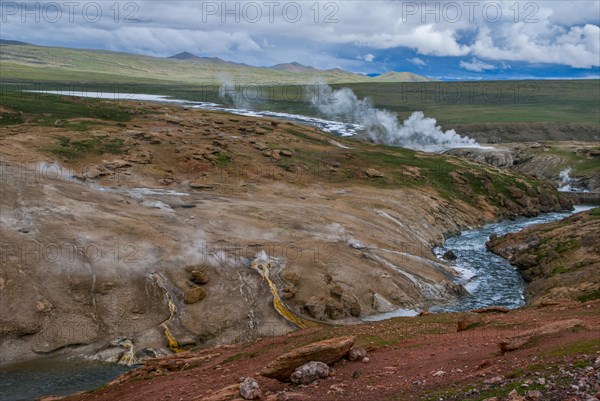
[365,205,595,321]
[8,90,594,399]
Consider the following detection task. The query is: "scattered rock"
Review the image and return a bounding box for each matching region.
[290,361,330,384]
[198,383,239,401]
[471,306,510,314]
[103,159,132,170]
[507,389,525,401]
[239,377,262,400]
[330,284,344,299]
[499,318,585,352]
[348,347,367,362]
[35,299,53,313]
[281,286,297,300]
[365,168,384,178]
[442,250,457,261]
[280,150,293,157]
[457,314,482,331]
[525,390,543,400]
[281,271,300,284]
[189,269,210,285]
[189,182,215,190]
[183,287,207,304]
[261,336,355,381]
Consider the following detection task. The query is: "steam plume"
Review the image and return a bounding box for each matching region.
[309,84,480,151]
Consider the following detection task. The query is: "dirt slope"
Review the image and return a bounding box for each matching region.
[61,300,600,401]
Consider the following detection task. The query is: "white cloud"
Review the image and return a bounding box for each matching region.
[407,57,427,67]
[472,24,600,68]
[459,58,495,72]
[2,1,599,70]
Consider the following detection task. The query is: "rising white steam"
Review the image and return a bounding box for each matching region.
[309,84,480,152]
[558,167,573,192]
[557,167,589,192]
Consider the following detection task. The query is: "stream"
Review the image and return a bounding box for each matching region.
[2,208,592,400]
[366,205,595,321]
[7,91,594,400]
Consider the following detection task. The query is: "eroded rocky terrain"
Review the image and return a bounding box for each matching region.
[0,97,577,367]
[487,208,600,305]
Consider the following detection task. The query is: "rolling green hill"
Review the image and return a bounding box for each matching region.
[0,42,430,85]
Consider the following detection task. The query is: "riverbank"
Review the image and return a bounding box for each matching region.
[58,299,600,401]
[0,94,589,400]
[487,207,600,305]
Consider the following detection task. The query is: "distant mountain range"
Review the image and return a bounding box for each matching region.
[0,40,435,84]
[168,51,391,80]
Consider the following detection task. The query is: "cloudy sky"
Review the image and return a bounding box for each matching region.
[2,0,599,79]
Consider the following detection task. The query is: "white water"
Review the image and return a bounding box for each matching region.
[364,206,594,321]
[430,205,595,312]
[558,167,589,193]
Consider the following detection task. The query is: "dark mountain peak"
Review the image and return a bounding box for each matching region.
[168,51,200,60]
[0,39,30,46]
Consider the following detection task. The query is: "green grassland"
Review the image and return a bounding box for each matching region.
[0,43,370,85]
[0,90,533,208]
[2,43,599,127]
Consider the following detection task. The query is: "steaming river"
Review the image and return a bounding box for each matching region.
[27,90,487,152]
[9,90,593,399]
[28,90,365,137]
[2,207,593,400]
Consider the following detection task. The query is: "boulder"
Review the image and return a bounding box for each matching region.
[304,296,328,321]
[330,284,344,299]
[365,168,384,178]
[184,287,207,304]
[239,377,262,400]
[498,319,585,353]
[189,269,210,285]
[260,336,355,381]
[343,297,361,317]
[348,347,367,362]
[290,361,330,384]
[280,286,297,300]
[281,271,300,284]
[442,250,457,261]
[373,293,395,313]
[304,295,359,320]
